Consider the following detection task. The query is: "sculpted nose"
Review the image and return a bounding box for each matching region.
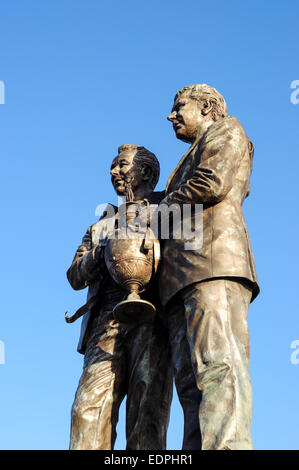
[167,111,176,122]
[110,167,118,177]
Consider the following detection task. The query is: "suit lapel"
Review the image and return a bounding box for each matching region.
[166,133,202,194]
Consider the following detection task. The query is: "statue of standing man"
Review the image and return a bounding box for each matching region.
[158,84,259,450]
[67,145,172,450]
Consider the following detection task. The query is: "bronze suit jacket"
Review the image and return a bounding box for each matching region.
[67,216,111,354]
[67,193,165,354]
[158,115,259,307]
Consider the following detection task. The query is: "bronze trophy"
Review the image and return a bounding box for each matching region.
[104,199,160,324]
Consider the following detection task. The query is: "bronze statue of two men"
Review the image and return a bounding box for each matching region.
[66,84,259,450]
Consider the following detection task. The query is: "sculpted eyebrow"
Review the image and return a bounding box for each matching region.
[173,101,184,111]
[111,158,129,169]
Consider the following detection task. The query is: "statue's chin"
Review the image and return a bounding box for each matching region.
[113,184,125,196]
[175,131,192,144]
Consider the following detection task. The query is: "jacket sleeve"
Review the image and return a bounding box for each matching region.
[162,118,249,206]
[67,226,104,291]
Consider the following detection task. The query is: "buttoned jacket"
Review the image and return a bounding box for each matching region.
[158,115,259,307]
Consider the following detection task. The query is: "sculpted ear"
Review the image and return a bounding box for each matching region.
[201,99,213,116]
[141,164,153,182]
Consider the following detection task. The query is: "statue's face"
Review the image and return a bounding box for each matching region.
[110,149,143,196]
[167,94,205,143]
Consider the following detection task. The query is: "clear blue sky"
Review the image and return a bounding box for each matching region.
[0,0,298,450]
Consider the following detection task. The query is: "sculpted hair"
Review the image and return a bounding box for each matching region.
[175,84,228,121]
[118,144,160,190]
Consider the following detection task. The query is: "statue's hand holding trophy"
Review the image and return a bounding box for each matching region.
[65,144,161,327]
[104,198,160,324]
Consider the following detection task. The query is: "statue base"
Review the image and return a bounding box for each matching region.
[113,299,156,324]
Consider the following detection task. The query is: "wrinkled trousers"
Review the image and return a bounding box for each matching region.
[166,278,253,450]
[70,306,172,450]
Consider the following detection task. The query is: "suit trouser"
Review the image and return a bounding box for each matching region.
[165,278,253,450]
[69,308,172,450]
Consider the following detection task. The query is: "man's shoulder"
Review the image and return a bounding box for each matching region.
[201,115,247,146]
[87,203,118,241]
[92,203,118,226]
